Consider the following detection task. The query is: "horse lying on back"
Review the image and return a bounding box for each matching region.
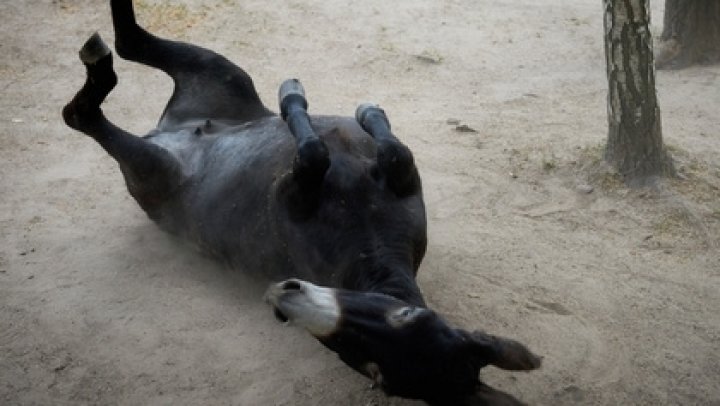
[62,1,541,404]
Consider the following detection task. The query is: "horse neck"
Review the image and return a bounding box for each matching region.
[343,262,426,307]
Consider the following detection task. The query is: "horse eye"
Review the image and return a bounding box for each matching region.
[388,306,423,327]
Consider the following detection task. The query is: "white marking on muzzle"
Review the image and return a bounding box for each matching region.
[265,279,341,337]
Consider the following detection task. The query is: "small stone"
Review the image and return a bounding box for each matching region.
[509,172,518,179]
[54,362,70,372]
[576,184,594,194]
[414,50,443,64]
[455,124,477,133]
[11,118,24,123]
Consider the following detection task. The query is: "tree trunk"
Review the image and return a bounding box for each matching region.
[657,0,720,69]
[603,0,674,185]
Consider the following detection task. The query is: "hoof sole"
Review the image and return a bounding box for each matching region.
[355,103,390,132]
[279,78,308,120]
[278,78,306,102]
[79,32,111,64]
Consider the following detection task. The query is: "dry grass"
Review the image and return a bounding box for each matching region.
[134,0,208,37]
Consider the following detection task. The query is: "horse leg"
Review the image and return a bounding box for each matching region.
[62,33,184,219]
[110,0,272,129]
[355,104,420,197]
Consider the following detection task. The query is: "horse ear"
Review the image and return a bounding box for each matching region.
[468,330,542,371]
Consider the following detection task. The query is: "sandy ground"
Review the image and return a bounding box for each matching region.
[1,0,719,405]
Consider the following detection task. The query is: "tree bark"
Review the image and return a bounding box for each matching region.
[603,0,674,185]
[657,0,720,69]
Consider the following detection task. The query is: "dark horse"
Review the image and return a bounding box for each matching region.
[62,1,541,404]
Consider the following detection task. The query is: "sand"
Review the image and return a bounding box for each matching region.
[1,0,718,404]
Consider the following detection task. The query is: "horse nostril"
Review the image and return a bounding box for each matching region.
[282,280,302,291]
[274,307,289,323]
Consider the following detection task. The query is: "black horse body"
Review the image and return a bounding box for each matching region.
[147,115,426,305]
[62,1,540,405]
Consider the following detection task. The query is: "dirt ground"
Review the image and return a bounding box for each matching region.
[1,1,719,405]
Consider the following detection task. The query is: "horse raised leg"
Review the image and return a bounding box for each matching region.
[277,79,331,219]
[355,104,420,197]
[62,33,184,219]
[110,0,272,130]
